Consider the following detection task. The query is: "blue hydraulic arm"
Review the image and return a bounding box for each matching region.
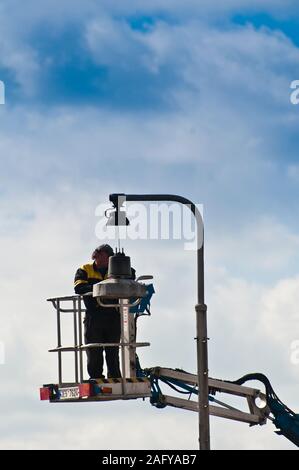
[141,367,299,448]
[231,373,299,447]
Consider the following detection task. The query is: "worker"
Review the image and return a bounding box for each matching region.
[74,244,135,379]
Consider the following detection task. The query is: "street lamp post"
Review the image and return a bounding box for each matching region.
[108,193,210,450]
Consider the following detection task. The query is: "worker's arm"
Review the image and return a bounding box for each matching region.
[74,267,92,295]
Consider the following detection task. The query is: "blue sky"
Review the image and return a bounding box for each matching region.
[1,0,299,450]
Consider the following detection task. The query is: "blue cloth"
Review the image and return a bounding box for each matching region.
[130,284,155,314]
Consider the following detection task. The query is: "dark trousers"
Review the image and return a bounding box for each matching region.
[84,311,121,379]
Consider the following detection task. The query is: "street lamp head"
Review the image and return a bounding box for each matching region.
[105,207,130,226]
[107,193,129,226]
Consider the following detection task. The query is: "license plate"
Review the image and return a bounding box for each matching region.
[59,386,80,400]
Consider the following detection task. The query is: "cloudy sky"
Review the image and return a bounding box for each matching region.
[1,0,299,450]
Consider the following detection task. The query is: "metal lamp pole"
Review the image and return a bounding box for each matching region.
[108,193,210,450]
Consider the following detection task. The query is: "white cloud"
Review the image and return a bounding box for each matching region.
[0,4,41,96]
[81,16,299,182]
[287,164,299,181]
[259,277,299,345]
[178,23,299,105]
[85,16,144,69]
[85,16,175,75]
[203,218,299,445]
[208,217,299,277]
[84,15,299,105]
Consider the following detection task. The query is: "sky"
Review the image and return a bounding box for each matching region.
[1,0,299,450]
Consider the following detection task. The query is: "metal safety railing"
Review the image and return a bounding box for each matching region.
[47,294,150,387]
[47,295,85,385]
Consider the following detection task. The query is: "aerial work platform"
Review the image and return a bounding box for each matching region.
[40,266,154,403]
[40,377,151,403]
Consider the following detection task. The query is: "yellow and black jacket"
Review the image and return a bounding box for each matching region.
[74,262,108,312]
[75,262,107,292]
